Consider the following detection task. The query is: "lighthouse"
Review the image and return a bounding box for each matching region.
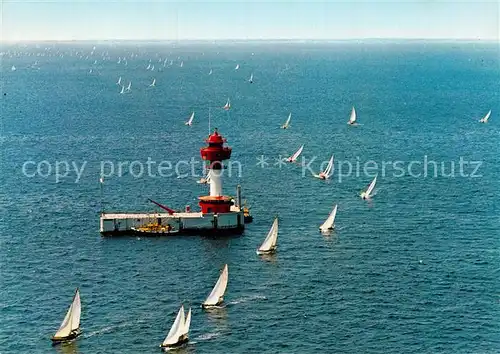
[99,128,247,236]
[199,128,234,214]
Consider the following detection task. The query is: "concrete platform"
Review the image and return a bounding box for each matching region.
[100,210,245,236]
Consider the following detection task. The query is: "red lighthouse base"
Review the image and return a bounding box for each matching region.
[198,196,233,214]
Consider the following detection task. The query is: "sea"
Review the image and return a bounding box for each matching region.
[0,40,499,354]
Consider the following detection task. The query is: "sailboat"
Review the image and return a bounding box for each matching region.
[11,65,16,71]
[149,78,156,87]
[319,205,338,233]
[281,113,291,129]
[222,98,231,110]
[180,61,184,67]
[119,85,125,94]
[209,68,213,75]
[249,73,253,83]
[116,76,122,85]
[286,145,304,162]
[197,170,211,184]
[160,305,191,349]
[51,288,82,344]
[361,175,377,200]
[151,65,155,71]
[314,155,334,180]
[235,64,240,70]
[185,112,195,126]
[257,217,279,255]
[479,109,491,123]
[125,81,132,92]
[146,63,151,70]
[347,107,357,125]
[202,264,229,308]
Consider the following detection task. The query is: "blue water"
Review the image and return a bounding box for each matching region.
[1,41,499,353]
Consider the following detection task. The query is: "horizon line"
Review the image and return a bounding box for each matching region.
[2,37,499,44]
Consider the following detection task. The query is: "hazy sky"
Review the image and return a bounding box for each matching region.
[1,1,499,41]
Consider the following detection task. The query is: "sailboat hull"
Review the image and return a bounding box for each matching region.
[201,302,225,309]
[319,226,335,232]
[160,337,189,350]
[51,329,81,345]
[256,247,276,255]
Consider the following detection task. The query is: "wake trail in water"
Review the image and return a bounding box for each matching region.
[227,294,267,305]
[195,331,222,341]
[84,317,151,338]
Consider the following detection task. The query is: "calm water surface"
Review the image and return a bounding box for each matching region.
[1,41,499,353]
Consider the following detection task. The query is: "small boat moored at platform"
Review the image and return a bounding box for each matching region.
[131,222,178,235]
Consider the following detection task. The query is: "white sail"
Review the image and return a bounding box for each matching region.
[146,63,151,70]
[54,304,73,338]
[53,288,80,339]
[257,218,279,254]
[366,175,377,196]
[282,113,291,129]
[203,264,229,307]
[162,305,185,346]
[223,98,231,110]
[182,308,191,337]
[323,155,334,178]
[209,69,212,75]
[70,289,81,332]
[249,73,253,82]
[287,145,304,162]
[126,81,131,91]
[11,65,16,71]
[348,107,356,124]
[235,64,239,70]
[319,205,337,232]
[149,78,156,87]
[362,175,377,199]
[180,61,183,67]
[116,76,121,85]
[185,112,194,125]
[151,65,155,71]
[120,85,125,94]
[197,170,211,184]
[480,110,491,123]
